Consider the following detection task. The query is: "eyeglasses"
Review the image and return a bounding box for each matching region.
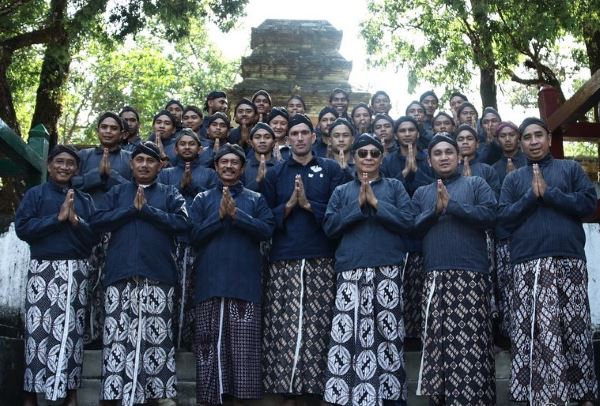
[356,149,382,159]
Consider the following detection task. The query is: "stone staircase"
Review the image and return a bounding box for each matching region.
[38,349,519,405]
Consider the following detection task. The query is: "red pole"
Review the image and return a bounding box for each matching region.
[538,85,564,158]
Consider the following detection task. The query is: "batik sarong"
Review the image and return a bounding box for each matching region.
[510,257,598,404]
[323,265,408,406]
[174,241,195,350]
[195,297,262,404]
[101,278,176,406]
[23,259,89,401]
[417,269,496,405]
[263,257,336,395]
[403,252,423,338]
[495,238,512,337]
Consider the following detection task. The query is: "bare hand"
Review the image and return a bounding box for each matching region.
[402,144,417,177]
[256,154,267,183]
[462,156,472,177]
[155,135,167,160]
[240,123,250,147]
[225,188,237,218]
[66,190,79,226]
[506,157,515,174]
[295,175,311,210]
[532,164,546,197]
[214,137,221,152]
[99,148,111,177]
[134,186,146,210]
[58,192,71,222]
[435,180,449,215]
[338,149,347,169]
[181,162,192,189]
[359,173,368,207]
[273,145,282,162]
[364,179,378,209]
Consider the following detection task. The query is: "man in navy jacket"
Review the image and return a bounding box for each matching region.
[262,113,345,398]
[498,118,598,405]
[91,142,188,406]
[189,143,274,405]
[158,128,217,349]
[411,134,497,405]
[16,145,98,406]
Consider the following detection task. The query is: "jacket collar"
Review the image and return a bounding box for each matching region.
[527,152,553,167]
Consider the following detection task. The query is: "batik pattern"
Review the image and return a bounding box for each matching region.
[403,252,423,338]
[100,278,177,405]
[195,297,262,404]
[494,238,512,337]
[418,269,496,405]
[23,259,89,401]
[85,232,109,343]
[510,257,598,404]
[263,257,336,395]
[173,241,195,350]
[323,265,407,406]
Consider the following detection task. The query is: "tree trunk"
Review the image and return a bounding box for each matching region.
[583,27,600,76]
[479,66,497,110]
[0,49,19,134]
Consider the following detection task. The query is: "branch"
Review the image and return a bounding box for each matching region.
[0,0,32,18]
[509,71,545,86]
[0,26,55,51]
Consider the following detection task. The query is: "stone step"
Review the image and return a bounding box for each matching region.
[48,350,517,406]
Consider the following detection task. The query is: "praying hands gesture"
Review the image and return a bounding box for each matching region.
[531,163,547,198]
[155,135,168,163]
[358,172,378,209]
[506,157,515,174]
[99,148,111,177]
[219,186,237,219]
[435,179,450,215]
[180,162,192,189]
[338,149,347,169]
[213,137,221,152]
[462,156,472,177]
[240,123,250,147]
[256,154,267,183]
[133,186,146,210]
[402,144,418,178]
[57,189,80,226]
[285,175,311,217]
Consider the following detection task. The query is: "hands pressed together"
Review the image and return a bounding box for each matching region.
[57,190,80,226]
[358,173,378,209]
[219,186,237,219]
[402,144,417,178]
[285,175,311,216]
[435,179,450,215]
[531,163,546,198]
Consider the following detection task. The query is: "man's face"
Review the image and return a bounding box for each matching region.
[287,98,305,117]
[433,115,454,134]
[396,121,419,147]
[253,94,271,115]
[330,91,349,115]
[521,124,551,161]
[251,129,275,155]
[458,106,477,125]
[120,112,140,137]
[176,135,200,162]
[371,94,391,114]
[166,104,183,124]
[429,142,458,178]
[48,152,78,185]
[497,126,519,155]
[450,96,466,113]
[352,107,371,132]
[130,153,161,184]
[481,112,500,136]
[183,110,202,132]
[421,95,438,116]
[456,130,478,158]
[288,123,315,157]
[207,118,229,140]
[319,113,337,135]
[354,145,383,177]
[269,116,288,141]
[97,117,122,148]
[216,153,244,184]
[407,104,425,124]
[373,119,394,146]
[329,124,354,154]
[208,97,228,114]
[235,103,257,126]
[153,115,175,140]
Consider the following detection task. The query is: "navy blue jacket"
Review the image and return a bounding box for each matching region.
[243,153,276,192]
[190,182,275,303]
[381,148,434,196]
[90,181,189,286]
[148,133,178,164]
[158,158,218,208]
[411,173,497,273]
[263,155,345,260]
[313,140,329,158]
[492,151,527,184]
[71,147,132,202]
[122,136,141,152]
[477,139,503,165]
[498,155,597,265]
[15,181,98,260]
[324,177,413,273]
[460,159,501,197]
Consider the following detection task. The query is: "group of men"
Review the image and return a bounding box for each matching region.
[15,87,598,406]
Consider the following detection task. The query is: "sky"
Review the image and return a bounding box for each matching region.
[206,0,539,121]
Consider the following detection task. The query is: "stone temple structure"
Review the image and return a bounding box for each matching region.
[229,19,370,120]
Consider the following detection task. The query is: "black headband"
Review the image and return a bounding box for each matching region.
[519,117,549,135]
[235,98,257,114]
[48,144,80,165]
[267,107,289,123]
[250,122,275,138]
[329,118,356,136]
[394,116,419,134]
[419,90,438,102]
[175,128,201,145]
[289,113,314,132]
[132,141,161,161]
[352,133,384,153]
[428,134,459,155]
[456,102,478,118]
[207,112,231,128]
[214,143,246,164]
[97,112,123,130]
[455,124,478,139]
[152,110,176,125]
[165,99,183,110]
